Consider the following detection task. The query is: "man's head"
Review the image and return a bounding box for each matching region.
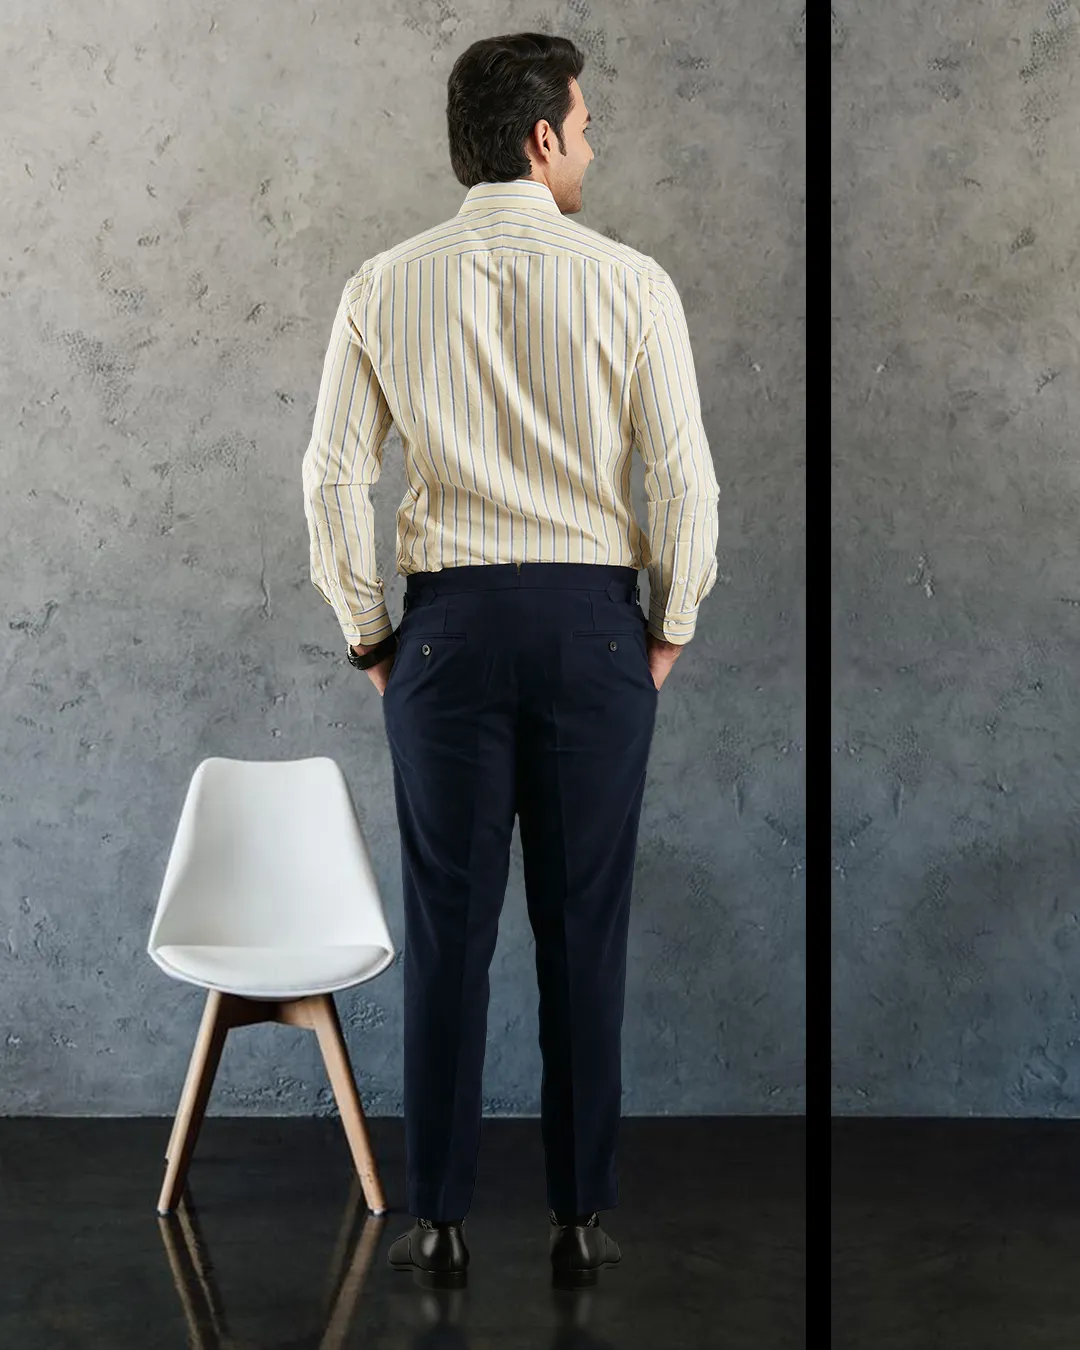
[447,33,593,215]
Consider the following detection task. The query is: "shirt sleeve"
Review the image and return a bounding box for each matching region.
[301,269,396,648]
[628,263,721,645]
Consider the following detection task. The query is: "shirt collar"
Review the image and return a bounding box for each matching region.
[457,178,562,217]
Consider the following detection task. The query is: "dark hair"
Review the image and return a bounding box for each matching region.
[447,33,586,187]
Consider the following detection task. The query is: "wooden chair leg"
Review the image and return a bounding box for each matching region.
[165,1112,180,1165]
[163,990,222,1162]
[307,994,388,1216]
[158,988,388,1219]
[158,990,230,1214]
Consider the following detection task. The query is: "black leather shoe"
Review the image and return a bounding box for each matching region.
[548,1208,621,1288]
[387,1216,469,1288]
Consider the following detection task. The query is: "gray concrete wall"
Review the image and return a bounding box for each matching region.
[833,1,1080,1113]
[1,2,804,1115]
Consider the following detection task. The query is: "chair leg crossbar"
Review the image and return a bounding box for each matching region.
[158,990,387,1217]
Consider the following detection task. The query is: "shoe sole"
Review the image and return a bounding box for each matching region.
[551,1258,620,1289]
[389,1257,468,1289]
[411,1265,468,1289]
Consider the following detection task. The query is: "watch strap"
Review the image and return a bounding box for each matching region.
[347,629,399,670]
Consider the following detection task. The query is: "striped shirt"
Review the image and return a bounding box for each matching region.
[302,177,720,648]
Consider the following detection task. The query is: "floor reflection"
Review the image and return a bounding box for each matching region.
[158,1177,625,1348]
[2,1118,803,1348]
[158,1176,384,1350]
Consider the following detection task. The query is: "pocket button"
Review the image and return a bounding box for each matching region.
[609,640,618,651]
[422,643,431,656]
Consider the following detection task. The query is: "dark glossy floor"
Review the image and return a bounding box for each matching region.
[833,1118,1080,1348]
[0,1116,803,1349]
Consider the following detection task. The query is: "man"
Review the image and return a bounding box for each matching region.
[301,32,720,1290]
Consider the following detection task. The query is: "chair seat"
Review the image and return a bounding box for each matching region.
[153,943,391,998]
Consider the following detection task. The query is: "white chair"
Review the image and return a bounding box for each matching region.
[148,756,396,1217]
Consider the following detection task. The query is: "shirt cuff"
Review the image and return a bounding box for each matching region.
[340,608,395,649]
[646,607,699,645]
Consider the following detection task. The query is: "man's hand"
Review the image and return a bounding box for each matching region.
[350,641,396,697]
[645,631,685,691]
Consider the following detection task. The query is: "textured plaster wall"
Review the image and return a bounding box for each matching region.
[833,2,1080,1114]
[1,1,804,1115]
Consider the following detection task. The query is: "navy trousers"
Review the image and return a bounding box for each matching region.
[381,561,659,1222]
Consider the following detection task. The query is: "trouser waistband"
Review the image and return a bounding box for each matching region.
[403,562,640,607]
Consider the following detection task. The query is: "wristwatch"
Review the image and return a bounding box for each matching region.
[346,629,399,670]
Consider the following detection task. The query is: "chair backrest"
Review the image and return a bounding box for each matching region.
[147,757,395,953]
